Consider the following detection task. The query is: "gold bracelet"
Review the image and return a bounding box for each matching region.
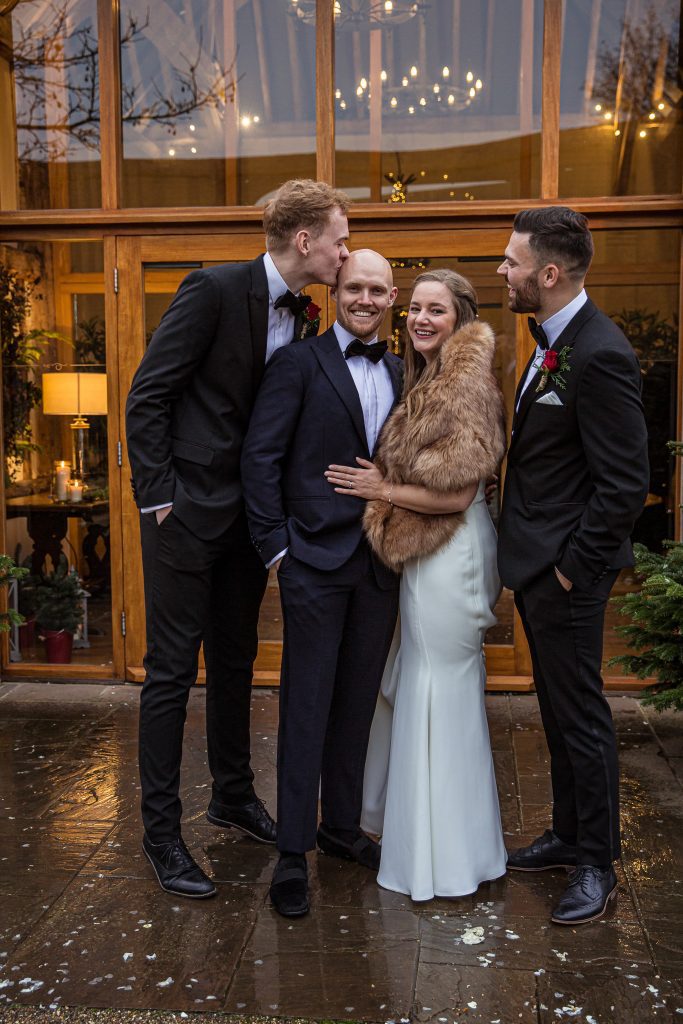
[386,485,393,505]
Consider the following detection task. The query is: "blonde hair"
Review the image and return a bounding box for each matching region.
[263,179,350,251]
[403,269,479,420]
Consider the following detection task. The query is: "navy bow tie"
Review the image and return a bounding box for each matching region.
[274,290,311,316]
[344,338,388,364]
[528,317,549,350]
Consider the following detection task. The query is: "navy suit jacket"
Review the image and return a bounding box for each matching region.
[241,327,403,583]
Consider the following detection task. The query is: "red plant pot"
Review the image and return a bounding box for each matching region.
[42,629,74,664]
[19,616,36,651]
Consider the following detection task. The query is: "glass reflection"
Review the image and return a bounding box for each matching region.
[2,0,101,210]
[1,241,112,667]
[120,0,316,207]
[559,0,681,196]
[335,0,542,202]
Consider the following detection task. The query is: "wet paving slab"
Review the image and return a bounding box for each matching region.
[1,681,682,1021]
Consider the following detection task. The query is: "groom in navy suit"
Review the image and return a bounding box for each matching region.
[241,249,402,917]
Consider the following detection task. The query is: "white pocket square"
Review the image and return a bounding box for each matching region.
[536,391,563,406]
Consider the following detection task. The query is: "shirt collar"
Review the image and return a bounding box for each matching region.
[333,321,379,353]
[263,251,293,306]
[540,289,587,348]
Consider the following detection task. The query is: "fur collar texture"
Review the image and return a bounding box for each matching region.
[363,320,506,570]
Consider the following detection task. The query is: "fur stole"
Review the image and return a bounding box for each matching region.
[363,320,506,570]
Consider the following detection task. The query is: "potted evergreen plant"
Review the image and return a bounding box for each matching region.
[33,566,84,663]
[0,554,28,634]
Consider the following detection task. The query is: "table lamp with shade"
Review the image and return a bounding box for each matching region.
[42,372,108,480]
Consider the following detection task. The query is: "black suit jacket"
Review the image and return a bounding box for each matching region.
[241,327,403,585]
[498,297,649,592]
[126,256,277,540]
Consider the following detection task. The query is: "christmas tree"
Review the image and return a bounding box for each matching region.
[610,443,683,711]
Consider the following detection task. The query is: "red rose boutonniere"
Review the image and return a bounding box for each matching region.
[299,300,321,340]
[535,344,571,392]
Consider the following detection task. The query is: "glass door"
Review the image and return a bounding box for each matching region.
[115,235,330,684]
[114,230,530,686]
[1,238,122,678]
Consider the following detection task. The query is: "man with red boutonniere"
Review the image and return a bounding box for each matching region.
[126,179,350,900]
[497,207,649,926]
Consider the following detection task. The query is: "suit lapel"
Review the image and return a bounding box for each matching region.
[248,255,269,393]
[509,298,599,449]
[314,329,369,453]
[510,353,542,442]
[384,352,403,405]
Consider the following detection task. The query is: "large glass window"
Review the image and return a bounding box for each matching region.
[589,228,680,549]
[120,0,316,207]
[559,0,681,197]
[1,0,101,210]
[334,1,542,203]
[1,241,111,669]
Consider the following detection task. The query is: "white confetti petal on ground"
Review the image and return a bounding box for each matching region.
[467,1001,477,1009]
[122,953,133,962]
[157,977,174,988]
[461,926,486,944]
[18,979,43,994]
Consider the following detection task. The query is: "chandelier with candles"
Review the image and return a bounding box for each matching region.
[287,0,430,29]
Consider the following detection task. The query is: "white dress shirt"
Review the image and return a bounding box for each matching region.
[142,252,302,514]
[332,321,395,453]
[516,289,587,409]
[266,321,394,569]
[263,251,301,363]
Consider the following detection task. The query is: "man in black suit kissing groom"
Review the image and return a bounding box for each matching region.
[241,249,403,917]
[126,179,350,899]
[497,206,649,925]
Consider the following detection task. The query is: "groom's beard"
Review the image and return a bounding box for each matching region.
[508,271,542,314]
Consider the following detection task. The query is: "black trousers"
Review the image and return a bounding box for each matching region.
[276,541,399,854]
[515,566,620,865]
[138,508,268,843]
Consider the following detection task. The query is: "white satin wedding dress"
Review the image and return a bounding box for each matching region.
[361,482,507,900]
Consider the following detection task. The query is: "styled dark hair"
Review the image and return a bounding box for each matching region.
[513,206,594,280]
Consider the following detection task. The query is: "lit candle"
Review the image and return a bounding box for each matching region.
[55,461,71,501]
[69,479,83,503]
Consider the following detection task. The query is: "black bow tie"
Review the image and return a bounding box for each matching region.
[274,290,311,316]
[344,338,388,364]
[528,317,549,350]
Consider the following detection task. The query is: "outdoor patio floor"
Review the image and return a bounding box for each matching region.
[1,680,682,1024]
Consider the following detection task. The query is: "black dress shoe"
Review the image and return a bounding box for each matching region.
[507,829,578,872]
[551,865,617,925]
[270,854,309,917]
[317,824,381,871]
[206,796,276,844]
[142,835,216,899]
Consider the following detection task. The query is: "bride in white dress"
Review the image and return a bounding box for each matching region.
[327,269,507,900]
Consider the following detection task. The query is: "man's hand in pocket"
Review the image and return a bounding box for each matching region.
[156,506,173,526]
